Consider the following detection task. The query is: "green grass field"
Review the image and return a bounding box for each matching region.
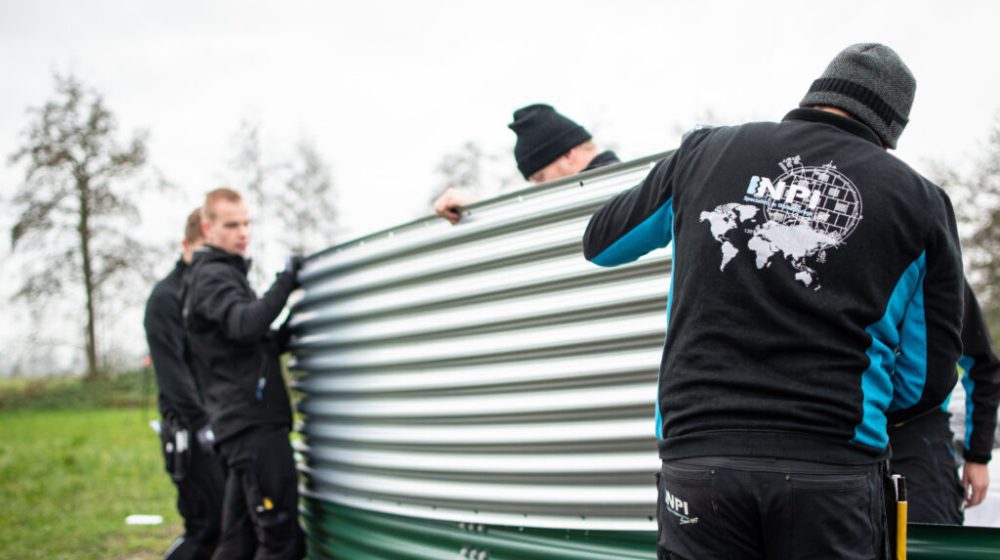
[0,374,182,559]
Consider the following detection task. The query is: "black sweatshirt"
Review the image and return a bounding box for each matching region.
[585,151,621,171]
[183,245,296,443]
[144,260,209,430]
[888,282,1000,465]
[955,282,1000,463]
[583,109,964,465]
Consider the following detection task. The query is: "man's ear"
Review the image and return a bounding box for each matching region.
[201,220,211,239]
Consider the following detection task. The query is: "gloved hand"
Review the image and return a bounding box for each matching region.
[276,315,294,353]
[285,254,305,289]
[196,424,216,453]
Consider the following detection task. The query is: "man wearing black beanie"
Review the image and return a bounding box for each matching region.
[434,104,619,224]
[583,43,964,558]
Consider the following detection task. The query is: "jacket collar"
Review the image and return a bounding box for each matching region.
[585,150,621,171]
[783,108,883,148]
[192,244,252,274]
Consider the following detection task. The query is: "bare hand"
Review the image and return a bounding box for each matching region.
[433,188,480,225]
[963,461,990,508]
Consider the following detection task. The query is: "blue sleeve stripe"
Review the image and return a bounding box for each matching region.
[958,356,976,373]
[939,391,952,413]
[654,381,664,440]
[887,254,929,412]
[853,252,926,448]
[592,199,673,267]
[960,357,976,451]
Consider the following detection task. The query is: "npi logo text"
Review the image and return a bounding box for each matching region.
[745,176,823,210]
[664,490,689,516]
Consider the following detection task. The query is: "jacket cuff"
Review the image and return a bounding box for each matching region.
[964,450,992,464]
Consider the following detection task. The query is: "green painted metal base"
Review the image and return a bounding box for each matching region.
[304,500,1000,559]
[304,500,654,559]
[908,523,1000,560]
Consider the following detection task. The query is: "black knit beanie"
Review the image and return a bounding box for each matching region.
[800,43,916,149]
[509,104,592,179]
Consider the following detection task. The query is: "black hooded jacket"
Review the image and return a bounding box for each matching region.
[183,245,296,443]
[144,260,209,430]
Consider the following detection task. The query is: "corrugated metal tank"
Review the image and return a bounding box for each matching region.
[291,153,668,537]
[289,153,1000,559]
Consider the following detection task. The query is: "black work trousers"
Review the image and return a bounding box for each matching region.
[656,456,888,560]
[888,411,964,524]
[212,425,306,560]
[159,417,225,560]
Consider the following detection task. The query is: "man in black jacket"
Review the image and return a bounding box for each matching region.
[888,283,1000,524]
[434,104,620,224]
[144,208,225,560]
[184,188,305,560]
[583,44,963,558]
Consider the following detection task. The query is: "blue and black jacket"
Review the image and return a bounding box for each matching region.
[953,284,1000,463]
[888,282,1000,465]
[583,108,964,465]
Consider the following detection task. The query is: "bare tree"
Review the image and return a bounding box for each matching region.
[965,118,1000,335]
[226,123,339,267]
[935,114,1000,337]
[273,138,338,254]
[431,140,520,204]
[434,141,485,197]
[231,119,269,209]
[8,74,152,379]
[228,119,280,286]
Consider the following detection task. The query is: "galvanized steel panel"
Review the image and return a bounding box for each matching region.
[291,154,671,532]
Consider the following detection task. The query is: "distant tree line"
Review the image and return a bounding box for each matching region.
[5,74,999,378]
[936,115,1000,337]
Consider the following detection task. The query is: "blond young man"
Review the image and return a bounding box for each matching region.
[183,188,305,560]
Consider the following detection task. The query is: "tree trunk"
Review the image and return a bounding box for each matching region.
[77,174,100,380]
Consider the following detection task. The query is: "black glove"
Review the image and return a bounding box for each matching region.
[284,254,305,288]
[276,314,295,353]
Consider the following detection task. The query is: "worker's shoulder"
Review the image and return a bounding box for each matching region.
[147,266,183,307]
[148,277,178,306]
[679,120,779,148]
[190,257,242,283]
[679,123,722,144]
[186,260,247,309]
[877,151,951,209]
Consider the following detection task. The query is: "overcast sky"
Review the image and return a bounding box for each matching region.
[1,0,999,373]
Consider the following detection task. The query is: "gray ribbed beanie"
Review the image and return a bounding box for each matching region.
[800,43,916,149]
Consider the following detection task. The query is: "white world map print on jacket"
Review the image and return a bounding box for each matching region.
[699,156,864,290]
